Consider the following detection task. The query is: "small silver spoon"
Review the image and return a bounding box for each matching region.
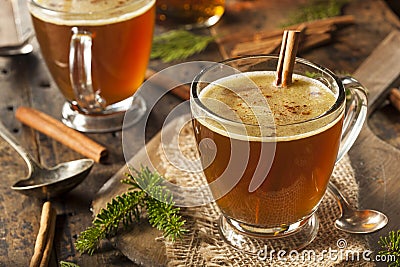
[0,120,93,265]
[0,121,93,198]
[328,182,388,234]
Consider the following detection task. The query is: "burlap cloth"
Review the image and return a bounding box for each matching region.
[153,122,374,267]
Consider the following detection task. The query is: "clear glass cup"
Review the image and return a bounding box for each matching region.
[156,0,225,29]
[28,0,156,132]
[190,55,367,253]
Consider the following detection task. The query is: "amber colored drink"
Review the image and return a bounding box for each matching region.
[29,0,155,105]
[192,71,344,227]
[156,0,225,28]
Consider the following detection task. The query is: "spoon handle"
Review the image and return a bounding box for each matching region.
[327,182,353,212]
[0,120,40,173]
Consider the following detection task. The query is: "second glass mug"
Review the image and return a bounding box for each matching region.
[190,55,367,253]
[28,0,156,132]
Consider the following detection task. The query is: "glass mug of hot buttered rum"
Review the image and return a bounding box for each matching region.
[190,55,367,253]
[28,0,155,132]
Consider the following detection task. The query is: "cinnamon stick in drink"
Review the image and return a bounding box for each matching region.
[15,106,107,163]
[275,30,301,87]
[275,30,289,86]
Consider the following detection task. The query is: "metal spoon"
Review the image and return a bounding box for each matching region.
[328,182,388,234]
[0,121,94,198]
[0,120,93,265]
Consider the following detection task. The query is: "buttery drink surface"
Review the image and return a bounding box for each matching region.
[30,0,155,105]
[193,71,343,226]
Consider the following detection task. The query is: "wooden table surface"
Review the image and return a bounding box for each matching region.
[1,0,400,266]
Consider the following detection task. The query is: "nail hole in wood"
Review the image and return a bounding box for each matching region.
[39,80,51,88]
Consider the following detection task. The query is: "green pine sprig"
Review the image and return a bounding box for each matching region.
[281,0,350,27]
[151,30,214,62]
[378,230,400,267]
[75,166,187,255]
[60,261,80,267]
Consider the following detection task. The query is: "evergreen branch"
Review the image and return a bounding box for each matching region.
[124,167,188,241]
[75,191,146,255]
[146,197,187,241]
[151,30,214,62]
[378,230,400,267]
[60,262,80,267]
[75,166,187,255]
[281,0,349,27]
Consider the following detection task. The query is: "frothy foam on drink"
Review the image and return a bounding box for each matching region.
[195,71,342,141]
[30,0,155,25]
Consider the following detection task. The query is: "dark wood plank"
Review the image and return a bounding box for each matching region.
[369,104,400,151]
[350,30,400,259]
[2,0,400,266]
[0,54,43,266]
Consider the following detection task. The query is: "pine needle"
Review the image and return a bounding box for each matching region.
[282,0,350,27]
[151,30,214,62]
[75,166,187,255]
[60,262,80,267]
[378,230,400,266]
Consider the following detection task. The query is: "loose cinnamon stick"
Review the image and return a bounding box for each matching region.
[276,30,301,87]
[15,106,107,163]
[231,38,282,57]
[299,32,331,51]
[230,15,353,57]
[30,202,56,267]
[231,31,329,57]
[145,69,190,100]
[222,15,353,45]
[389,88,400,112]
[39,206,56,267]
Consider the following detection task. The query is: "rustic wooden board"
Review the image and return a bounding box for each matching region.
[1,0,400,266]
[92,29,400,267]
[92,116,183,266]
[349,30,400,253]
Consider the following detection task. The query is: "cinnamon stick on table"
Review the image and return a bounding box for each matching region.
[389,88,400,112]
[230,15,353,57]
[275,30,301,87]
[15,106,107,163]
[29,201,57,267]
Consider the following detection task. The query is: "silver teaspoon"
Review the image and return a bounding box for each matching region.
[328,182,388,234]
[0,121,93,199]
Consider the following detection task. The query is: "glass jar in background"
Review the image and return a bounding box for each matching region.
[156,0,225,29]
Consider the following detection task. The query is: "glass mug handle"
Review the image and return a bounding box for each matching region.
[336,76,368,163]
[69,27,106,113]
